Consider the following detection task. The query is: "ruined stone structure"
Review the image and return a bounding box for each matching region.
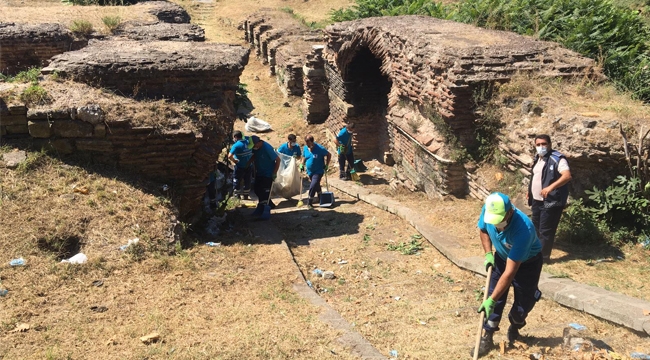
[242,10,329,124]
[0,23,82,75]
[113,21,205,42]
[322,16,595,197]
[137,1,191,24]
[0,100,230,219]
[43,41,249,109]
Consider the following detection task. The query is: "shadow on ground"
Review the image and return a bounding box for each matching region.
[552,241,625,264]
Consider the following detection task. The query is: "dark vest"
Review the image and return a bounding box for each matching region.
[528,150,569,208]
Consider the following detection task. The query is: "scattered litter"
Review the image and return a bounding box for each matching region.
[389,349,398,358]
[9,258,25,266]
[312,269,323,276]
[0,289,8,297]
[338,260,348,265]
[306,280,313,288]
[452,286,463,292]
[529,353,543,360]
[499,340,506,354]
[119,238,139,251]
[73,186,89,195]
[323,271,335,280]
[631,353,650,360]
[394,296,401,301]
[140,332,160,344]
[616,256,623,260]
[569,323,586,331]
[415,270,422,275]
[92,280,104,287]
[61,253,88,264]
[419,321,426,325]
[330,350,337,355]
[454,311,460,317]
[162,184,169,192]
[206,242,221,247]
[90,306,108,313]
[9,323,30,333]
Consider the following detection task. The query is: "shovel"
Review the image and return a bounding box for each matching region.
[319,171,335,207]
[259,180,276,220]
[473,265,493,360]
[297,170,304,207]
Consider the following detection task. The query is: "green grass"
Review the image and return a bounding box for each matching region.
[69,19,94,36]
[101,15,121,33]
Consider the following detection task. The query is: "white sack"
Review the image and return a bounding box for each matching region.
[245,116,272,133]
[274,152,301,199]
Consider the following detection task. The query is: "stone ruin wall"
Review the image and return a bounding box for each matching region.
[0,23,83,75]
[322,16,597,198]
[242,11,330,124]
[2,33,249,219]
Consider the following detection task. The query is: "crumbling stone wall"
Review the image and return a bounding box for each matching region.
[138,1,191,24]
[43,40,249,108]
[323,16,596,198]
[113,21,205,42]
[0,23,82,75]
[242,10,329,123]
[0,100,231,220]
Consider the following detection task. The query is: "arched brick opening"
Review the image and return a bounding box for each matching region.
[341,47,392,160]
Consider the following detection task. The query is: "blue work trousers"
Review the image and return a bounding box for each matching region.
[308,173,323,205]
[531,200,564,262]
[233,166,252,195]
[338,152,354,179]
[484,252,543,333]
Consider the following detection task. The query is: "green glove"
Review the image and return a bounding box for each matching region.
[272,174,277,181]
[478,297,496,319]
[299,164,305,172]
[324,165,329,172]
[484,252,495,271]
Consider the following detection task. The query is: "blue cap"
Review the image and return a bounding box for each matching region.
[251,135,261,144]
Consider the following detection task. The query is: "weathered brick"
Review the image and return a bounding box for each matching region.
[1,114,28,126]
[28,120,53,138]
[53,120,93,138]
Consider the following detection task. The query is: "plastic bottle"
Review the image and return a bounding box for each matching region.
[9,258,25,266]
[206,242,221,247]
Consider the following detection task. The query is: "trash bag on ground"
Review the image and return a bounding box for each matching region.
[245,116,272,133]
[274,152,301,199]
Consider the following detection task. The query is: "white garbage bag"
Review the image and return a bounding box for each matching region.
[274,152,301,199]
[61,253,88,264]
[245,116,272,133]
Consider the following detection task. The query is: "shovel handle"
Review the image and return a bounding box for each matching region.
[473,266,493,360]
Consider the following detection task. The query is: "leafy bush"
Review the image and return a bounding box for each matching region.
[234,83,253,120]
[102,15,121,33]
[70,20,94,36]
[330,0,447,22]
[20,84,51,106]
[556,199,608,244]
[585,175,650,233]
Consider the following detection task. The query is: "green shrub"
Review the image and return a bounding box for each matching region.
[585,175,650,233]
[556,199,608,244]
[11,67,41,84]
[102,15,121,33]
[70,20,94,36]
[20,84,51,106]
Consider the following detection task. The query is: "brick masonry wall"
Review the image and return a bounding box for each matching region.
[0,23,82,75]
[0,102,231,220]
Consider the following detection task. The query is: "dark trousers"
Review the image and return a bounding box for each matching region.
[254,176,273,205]
[484,252,543,333]
[307,173,323,205]
[233,166,252,194]
[338,152,354,178]
[531,201,564,261]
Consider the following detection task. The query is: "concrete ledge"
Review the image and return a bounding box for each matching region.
[329,177,650,336]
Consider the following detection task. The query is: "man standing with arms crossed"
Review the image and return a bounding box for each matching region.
[528,134,572,263]
[474,192,543,357]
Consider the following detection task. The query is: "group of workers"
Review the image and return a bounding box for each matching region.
[226,126,571,357]
[226,123,357,209]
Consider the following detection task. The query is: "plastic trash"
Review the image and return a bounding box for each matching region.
[119,238,139,251]
[274,152,301,199]
[569,323,586,331]
[394,296,401,301]
[206,242,221,247]
[0,289,8,297]
[312,268,323,276]
[61,253,88,264]
[389,350,398,358]
[338,260,348,265]
[244,116,272,133]
[9,258,25,266]
[306,280,313,288]
[631,353,650,360]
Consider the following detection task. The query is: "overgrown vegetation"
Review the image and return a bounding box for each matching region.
[387,234,424,255]
[0,67,41,84]
[69,19,94,36]
[234,83,253,120]
[280,7,329,29]
[421,104,469,163]
[470,84,504,161]
[330,0,650,102]
[2,67,52,106]
[101,15,121,33]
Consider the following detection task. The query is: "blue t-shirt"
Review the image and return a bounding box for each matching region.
[477,206,541,262]
[336,127,353,155]
[253,141,278,177]
[277,142,301,157]
[303,143,329,176]
[229,139,252,169]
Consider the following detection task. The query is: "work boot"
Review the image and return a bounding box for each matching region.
[470,331,494,357]
[507,325,520,344]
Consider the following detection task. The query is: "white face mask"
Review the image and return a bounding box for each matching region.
[536,146,548,156]
[495,219,508,230]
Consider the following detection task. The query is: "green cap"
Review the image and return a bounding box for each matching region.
[483,192,512,225]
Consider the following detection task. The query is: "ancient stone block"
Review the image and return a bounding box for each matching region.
[53,120,93,138]
[76,104,105,125]
[28,120,53,138]
[46,139,74,154]
[7,104,27,115]
[27,108,70,120]
[94,124,106,138]
[76,139,113,152]
[6,124,29,134]
[1,114,27,126]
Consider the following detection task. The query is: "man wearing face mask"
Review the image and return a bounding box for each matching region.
[277,134,301,159]
[473,192,543,357]
[527,134,572,263]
